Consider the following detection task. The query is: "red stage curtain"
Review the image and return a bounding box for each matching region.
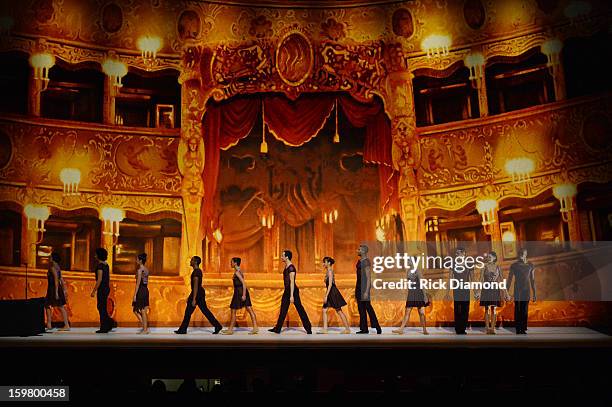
[263,94,335,146]
[201,93,399,238]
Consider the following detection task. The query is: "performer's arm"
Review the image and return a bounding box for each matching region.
[236,271,247,299]
[290,271,296,302]
[474,266,484,299]
[90,268,102,297]
[530,265,537,301]
[133,268,142,303]
[363,260,372,300]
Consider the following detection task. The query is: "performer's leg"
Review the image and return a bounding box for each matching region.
[272,292,290,331]
[45,307,52,330]
[97,291,111,331]
[337,309,351,333]
[177,298,196,332]
[197,297,222,332]
[320,308,328,333]
[59,306,70,330]
[226,309,237,333]
[453,300,461,333]
[357,300,368,332]
[245,306,259,333]
[523,301,529,332]
[490,306,496,333]
[514,301,521,333]
[394,307,412,333]
[366,301,381,331]
[140,306,149,333]
[292,290,312,333]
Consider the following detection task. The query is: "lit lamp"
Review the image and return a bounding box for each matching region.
[100,206,125,245]
[552,183,577,222]
[502,230,516,242]
[29,52,55,90]
[257,203,275,229]
[212,228,223,243]
[137,35,162,64]
[102,58,128,88]
[24,204,50,244]
[59,167,81,195]
[541,38,563,72]
[422,34,451,58]
[426,217,439,233]
[505,157,535,183]
[476,198,498,235]
[323,209,339,224]
[464,52,485,87]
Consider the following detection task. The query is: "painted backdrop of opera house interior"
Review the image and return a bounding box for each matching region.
[0,0,610,328]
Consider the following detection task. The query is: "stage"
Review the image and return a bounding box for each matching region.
[2,327,610,348]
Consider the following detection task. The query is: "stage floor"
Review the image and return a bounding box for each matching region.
[1,326,610,348]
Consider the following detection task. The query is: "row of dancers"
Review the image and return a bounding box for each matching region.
[42,245,536,335]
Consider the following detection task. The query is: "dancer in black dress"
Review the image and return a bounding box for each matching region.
[475,251,510,334]
[132,253,150,334]
[507,248,536,335]
[268,250,312,334]
[90,248,116,333]
[44,252,70,331]
[317,257,351,334]
[393,268,429,335]
[355,245,381,334]
[175,256,223,334]
[222,257,259,335]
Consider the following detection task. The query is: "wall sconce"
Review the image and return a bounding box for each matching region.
[553,183,577,222]
[29,52,55,91]
[212,228,223,244]
[476,198,498,235]
[501,230,516,242]
[564,1,592,21]
[422,34,451,58]
[541,38,563,72]
[464,52,485,87]
[24,204,50,244]
[102,58,128,88]
[257,203,275,229]
[100,206,125,245]
[59,167,81,196]
[323,209,338,224]
[426,217,439,233]
[137,35,162,64]
[504,157,535,183]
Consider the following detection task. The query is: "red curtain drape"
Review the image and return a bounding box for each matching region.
[201,93,399,238]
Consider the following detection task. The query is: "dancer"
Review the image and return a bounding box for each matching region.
[355,244,381,334]
[268,250,312,334]
[222,257,259,335]
[132,253,150,334]
[90,248,116,333]
[507,248,536,335]
[393,268,429,335]
[474,251,510,334]
[447,247,472,334]
[44,252,70,331]
[175,256,223,335]
[317,256,351,334]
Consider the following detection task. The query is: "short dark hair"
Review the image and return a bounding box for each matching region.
[51,252,61,264]
[323,256,335,265]
[95,248,108,261]
[231,257,241,266]
[192,256,201,266]
[137,253,147,264]
[282,250,292,260]
[489,251,498,262]
[518,247,528,257]
[456,246,465,253]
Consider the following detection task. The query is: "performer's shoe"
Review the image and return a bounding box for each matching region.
[422,330,429,335]
[213,327,223,335]
[268,328,281,334]
[317,329,328,334]
[516,330,527,335]
[391,328,404,334]
[249,328,259,335]
[221,330,233,335]
[306,330,312,334]
[376,327,382,335]
[456,331,467,335]
[341,329,351,334]
[356,330,369,334]
[174,329,186,334]
[95,329,110,334]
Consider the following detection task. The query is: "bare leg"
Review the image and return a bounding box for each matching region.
[418,307,428,335]
[223,310,237,334]
[484,307,490,333]
[318,308,329,334]
[58,306,70,330]
[141,306,149,334]
[337,309,351,333]
[393,307,412,334]
[490,307,496,334]
[133,310,143,328]
[45,307,53,330]
[246,307,258,334]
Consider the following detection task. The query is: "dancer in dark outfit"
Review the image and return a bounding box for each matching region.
[90,248,116,333]
[508,248,536,335]
[222,257,259,335]
[44,252,70,331]
[175,256,222,335]
[355,245,381,334]
[268,250,312,334]
[132,253,150,334]
[475,251,510,334]
[393,268,430,335]
[317,256,351,334]
[446,247,472,334]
